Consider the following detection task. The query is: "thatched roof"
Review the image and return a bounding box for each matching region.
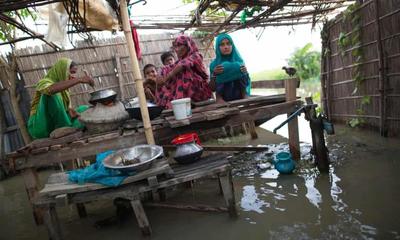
[0,0,356,47]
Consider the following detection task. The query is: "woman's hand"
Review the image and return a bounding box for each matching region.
[68,108,79,119]
[213,65,224,76]
[80,70,95,87]
[240,65,248,74]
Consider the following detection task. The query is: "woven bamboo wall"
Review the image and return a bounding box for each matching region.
[15,33,215,107]
[321,0,400,136]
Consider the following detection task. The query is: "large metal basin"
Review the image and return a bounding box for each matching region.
[103,145,163,173]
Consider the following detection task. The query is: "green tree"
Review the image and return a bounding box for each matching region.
[0,9,36,49]
[287,43,321,82]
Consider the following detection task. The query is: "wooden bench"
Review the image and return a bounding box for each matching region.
[35,153,237,240]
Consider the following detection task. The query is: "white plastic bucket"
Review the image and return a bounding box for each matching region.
[171,98,191,120]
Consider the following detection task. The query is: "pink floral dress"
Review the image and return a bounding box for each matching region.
[156,35,212,109]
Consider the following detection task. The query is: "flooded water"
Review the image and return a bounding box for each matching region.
[1,124,400,240]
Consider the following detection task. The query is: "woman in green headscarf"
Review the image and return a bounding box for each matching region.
[28,58,94,139]
[209,33,251,103]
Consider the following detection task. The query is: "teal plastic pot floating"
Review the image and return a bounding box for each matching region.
[274,151,295,174]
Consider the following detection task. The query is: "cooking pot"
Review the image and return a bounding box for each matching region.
[171,133,203,164]
[89,89,117,105]
[124,98,163,120]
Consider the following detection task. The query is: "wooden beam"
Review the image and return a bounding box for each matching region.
[285,79,300,161]
[251,79,300,89]
[162,145,269,152]
[144,202,228,213]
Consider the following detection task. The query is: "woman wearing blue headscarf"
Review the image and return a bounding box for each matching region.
[209,33,251,103]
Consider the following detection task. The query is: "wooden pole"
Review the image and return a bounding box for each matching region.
[375,0,387,137]
[285,78,300,160]
[119,0,155,144]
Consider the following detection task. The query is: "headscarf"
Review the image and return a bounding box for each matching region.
[30,58,72,115]
[210,33,251,94]
[173,35,200,59]
[161,35,208,80]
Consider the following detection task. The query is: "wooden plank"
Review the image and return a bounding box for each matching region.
[17,131,84,151]
[144,202,228,213]
[229,94,286,107]
[285,79,300,161]
[203,110,227,121]
[251,78,300,89]
[87,131,121,143]
[239,100,301,123]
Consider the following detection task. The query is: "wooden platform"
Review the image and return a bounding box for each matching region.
[35,154,236,240]
[5,89,302,228]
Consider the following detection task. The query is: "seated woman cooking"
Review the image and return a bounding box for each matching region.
[209,33,251,103]
[155,35,212,109]
[28,58,94,139]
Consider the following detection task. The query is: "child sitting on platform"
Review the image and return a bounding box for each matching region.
[143,64,158,103]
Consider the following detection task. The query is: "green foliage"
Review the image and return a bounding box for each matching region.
[240,6,262,23]
[287,43,321,82]
[312,91,322,115]
[182,0,226,18]
[0,9,36,43]
[250,68,288,81]
[349,118,364,128]
[361,95,371,105]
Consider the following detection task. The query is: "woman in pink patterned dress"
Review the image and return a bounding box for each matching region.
[155,35,212,109]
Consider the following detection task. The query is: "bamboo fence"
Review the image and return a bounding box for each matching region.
[321,0,400,136]
[14,33,215,107]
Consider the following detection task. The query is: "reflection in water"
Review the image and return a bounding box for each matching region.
[329,167,347,212]
[304,176,322,209]
[240,185,268,213]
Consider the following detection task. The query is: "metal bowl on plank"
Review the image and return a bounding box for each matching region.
[103,144,163,173]
[89,89,117,105]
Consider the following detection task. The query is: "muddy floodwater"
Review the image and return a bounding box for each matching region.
[1,124,400,240]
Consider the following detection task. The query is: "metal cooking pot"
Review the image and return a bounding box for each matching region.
[89,89,117,105]
[124,98,163,120]
[171,133,203,164]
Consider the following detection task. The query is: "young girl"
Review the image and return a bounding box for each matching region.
[210,33,251,103]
